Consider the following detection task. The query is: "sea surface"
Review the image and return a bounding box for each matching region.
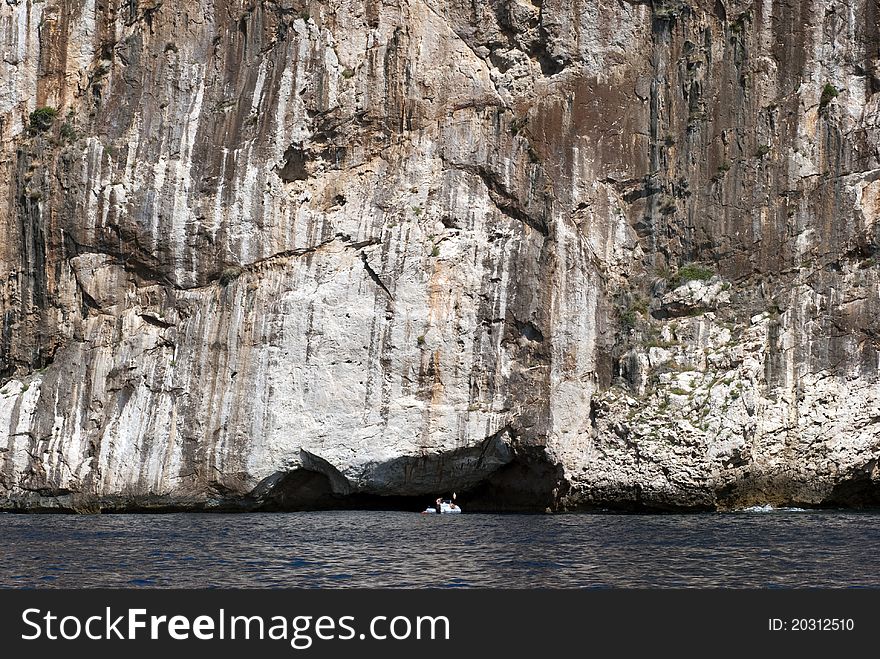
[1,509,878,588]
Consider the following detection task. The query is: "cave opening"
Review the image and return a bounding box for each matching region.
[254,449,566,513]
[825,468,880,508]
[255,469,439,513]
[456,453,566,512]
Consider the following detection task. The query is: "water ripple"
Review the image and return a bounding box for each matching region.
[0,510,879,588]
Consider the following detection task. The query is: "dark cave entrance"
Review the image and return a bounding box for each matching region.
[253,448,566,513]
[254,469,430,512]
[455,451,566,512]
[825,465,880,507]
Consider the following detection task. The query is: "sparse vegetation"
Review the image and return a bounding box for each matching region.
[620,309,638,330]
[654,0,687,21]
[58,110,79,142]
[341,68,355,79]
[411,206,422,216]
[219,267,242,286]
[60,120,78,142]
[417,335,425,346]
[670,263,714,287]
[819,83,839,111]
[655,264,674,281]
[631,296,649,316]
[754,143,771,158]
[29,106,58,132]
[430,246,440,257]
[619,295,649,331]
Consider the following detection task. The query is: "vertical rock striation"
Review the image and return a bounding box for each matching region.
[0,0,878,511]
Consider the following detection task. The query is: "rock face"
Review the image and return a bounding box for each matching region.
[0,0,879,511]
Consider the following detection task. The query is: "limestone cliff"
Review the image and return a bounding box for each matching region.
[1,0,879,511]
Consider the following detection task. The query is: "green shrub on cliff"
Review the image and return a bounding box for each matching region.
[819,83,839,111]
[671,263,713,287]
[29,106,58,132]
[60,114,79,142]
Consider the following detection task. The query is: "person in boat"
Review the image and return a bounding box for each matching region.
[431,492,459,512]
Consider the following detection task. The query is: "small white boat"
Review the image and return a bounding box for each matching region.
[422,500,462,514]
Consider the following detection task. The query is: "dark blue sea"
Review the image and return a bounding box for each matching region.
[1,510,878,588]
